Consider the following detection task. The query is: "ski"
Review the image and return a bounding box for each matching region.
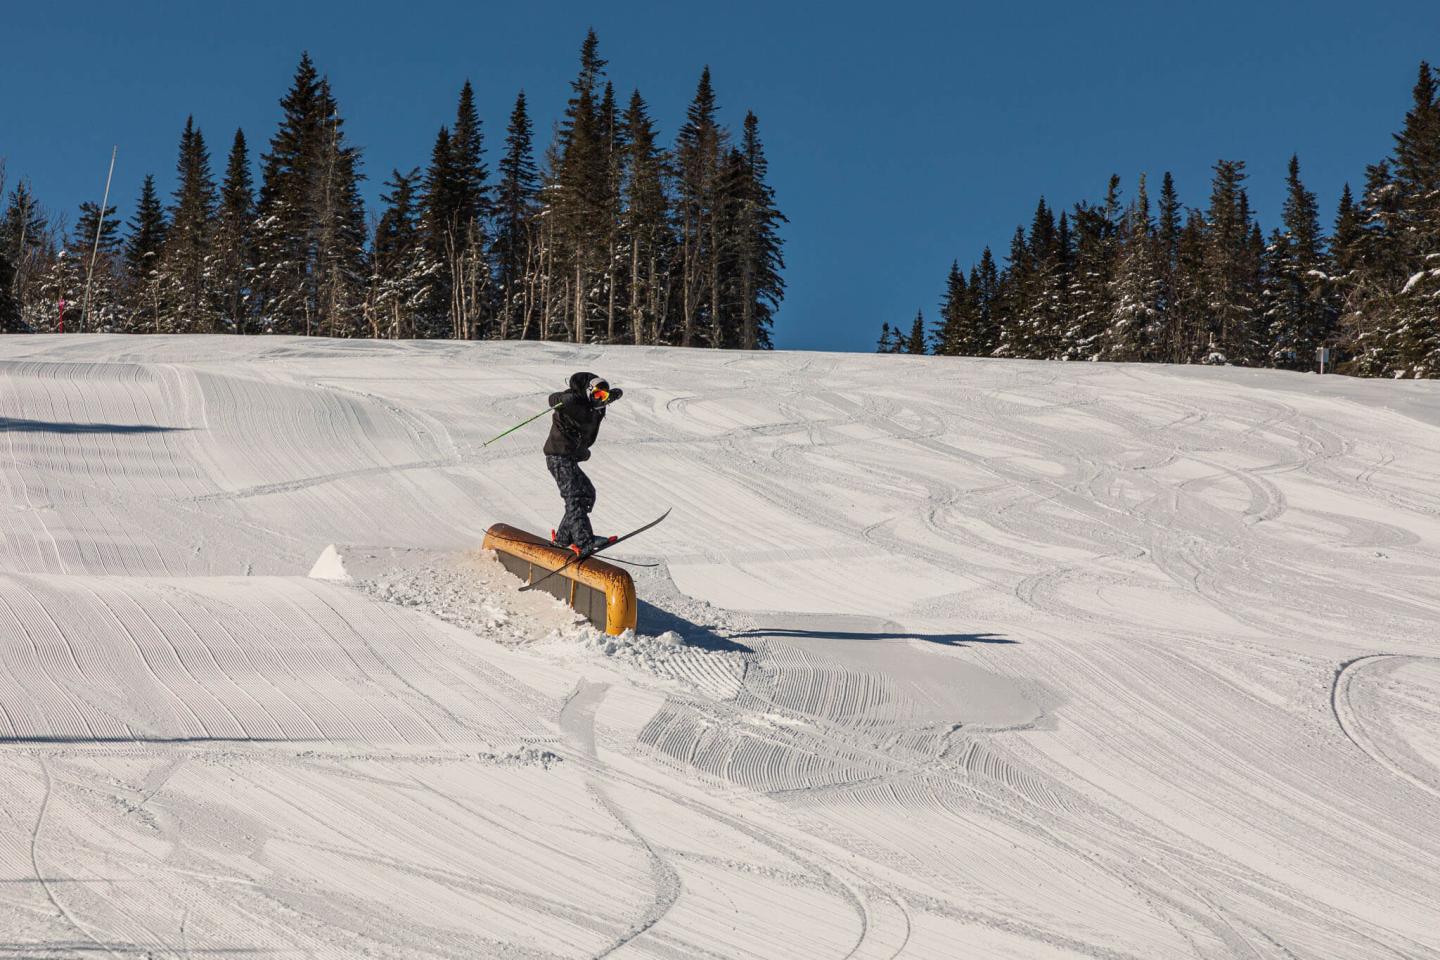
[603,556,661,569]
[519,509,671,593]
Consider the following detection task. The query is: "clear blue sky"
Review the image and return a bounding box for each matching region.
[3,0,1436,350]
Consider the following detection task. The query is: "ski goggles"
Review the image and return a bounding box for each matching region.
[591,387,610,403]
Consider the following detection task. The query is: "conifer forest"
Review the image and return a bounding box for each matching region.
[878,60,1440,379]
[0,32,786,349]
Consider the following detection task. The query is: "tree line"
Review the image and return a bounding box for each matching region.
[879,59,1440,379]
[0,31,785,348]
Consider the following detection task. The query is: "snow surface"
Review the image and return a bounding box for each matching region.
[1,335,1438,958]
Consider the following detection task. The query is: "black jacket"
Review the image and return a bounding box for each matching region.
[544,371,622,461]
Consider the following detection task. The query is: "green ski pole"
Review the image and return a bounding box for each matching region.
[481,402,562,447]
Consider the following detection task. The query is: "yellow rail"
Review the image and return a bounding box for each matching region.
[482,524,638,636]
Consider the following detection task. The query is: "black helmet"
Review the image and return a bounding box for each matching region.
[570,371,608,401]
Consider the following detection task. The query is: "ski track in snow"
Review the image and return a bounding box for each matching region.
[1,335,1438,958]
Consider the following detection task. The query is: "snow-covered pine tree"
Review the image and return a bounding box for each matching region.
[255,54,323,334]
[1106,173,1163,361]
[254,54,366,336]
[598,82,627,344]
[45,201,124,333]
[157,116,219,332]
[214,130,256,333]
[723,112,785,351]
[124,174,168,332]
[1345,161,1406,373]
[0,246,14,332]
[0,165,16,331]
[1263,155,1334,370]
[1027,200,1070,359]
[1171,209,1209,362]
[675,67,725,348]
[422,80,489,340]
[1385,62,1440,376]
[311,78,368,338]
[2,180,53,330]
[974,248,1001,355]
[620,90,672,346]
[1327,184,1363,364]
[993,225,1032,357]
[1201,160,1261,364]
[1154,172,1184,362]
[420,127,456,336]
[548,33,611,344]
[1063,175,1122,360]
[493,91,540,341]
[367,168,434,338]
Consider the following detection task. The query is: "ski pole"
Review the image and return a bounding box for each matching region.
[481,402,562,447]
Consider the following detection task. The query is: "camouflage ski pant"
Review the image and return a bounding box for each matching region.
[546,455,595,548]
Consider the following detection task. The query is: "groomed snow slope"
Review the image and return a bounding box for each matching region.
[1,335,1437,959]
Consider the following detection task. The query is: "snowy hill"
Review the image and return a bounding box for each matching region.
[1,335,1437,958]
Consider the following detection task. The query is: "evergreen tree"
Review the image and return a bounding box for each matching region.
[876,321,896,353]
[1202,160,1261,363]
[550,32,610,343]
[675,66,725,347]
[368,168,433,338]
[1264,155,1333,369]
[125,174,168,283]
[1171,209,1209,362]
[934,261,968,355]
[1155,172,1183,361]
[1331,183,1363,283]
[1347,161,1406,372]
[311,78,369,337]
[449,80,489,232]
[598,82,626,343]
[0,246,15,332]
[1064,175,1122,360]
[255,53,323,332]
[1387,62,1440,375]
[1031,200,1070,359]
[0,166,17,331]
[493,91,540,340]
[1106,173,1162,361]
[906,309,927,354]
[52,201,124,332]
[724,111,785,349]
[124,174,168,332]
[1,179,47,270]
[2,181,53,331]
[974,247,1000,354]
[254,54,366,336]
[620,89,672,345]
[215,129,256,333]
[423,80,490,339]
[994,224,1033,357]
[157,116,219,331]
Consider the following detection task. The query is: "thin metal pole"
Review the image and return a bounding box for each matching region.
[481,402,562,447]
[80,145,118,334]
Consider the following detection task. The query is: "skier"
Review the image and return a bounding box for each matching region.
[545,371,623,556]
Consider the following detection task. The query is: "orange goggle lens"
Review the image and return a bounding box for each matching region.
[592,388,609,402]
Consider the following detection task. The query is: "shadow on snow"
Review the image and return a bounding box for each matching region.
[731,628,1016,648]
[0,417,189,434]
[637,599,754,654]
